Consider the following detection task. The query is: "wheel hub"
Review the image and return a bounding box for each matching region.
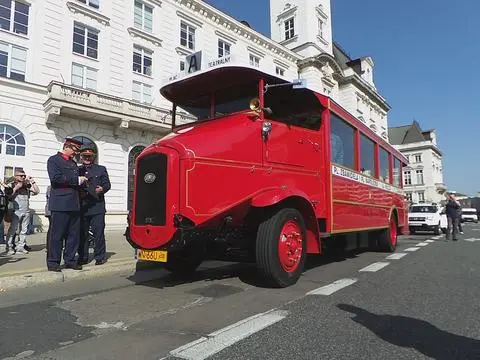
[278,221,303,273]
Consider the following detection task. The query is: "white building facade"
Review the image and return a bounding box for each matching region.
[388,122,446,204]
[0,0,391,231]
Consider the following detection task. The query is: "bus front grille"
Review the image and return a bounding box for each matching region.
[134,153,167,226]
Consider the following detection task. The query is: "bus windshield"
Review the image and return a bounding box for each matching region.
[178,81,258,122]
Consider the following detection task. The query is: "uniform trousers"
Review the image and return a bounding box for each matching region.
[78,213,106,262]
[47,211,80,268]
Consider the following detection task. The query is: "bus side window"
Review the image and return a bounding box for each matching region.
[330,112,354,169]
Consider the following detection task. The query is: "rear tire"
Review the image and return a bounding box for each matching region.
[379,216,397,252]
[256,208,307,288]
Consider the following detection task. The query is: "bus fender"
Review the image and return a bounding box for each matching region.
[251,189,321,254]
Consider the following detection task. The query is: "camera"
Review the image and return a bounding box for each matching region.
[14,180,31,189]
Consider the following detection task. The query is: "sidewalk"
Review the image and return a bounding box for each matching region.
[0,230,147,290]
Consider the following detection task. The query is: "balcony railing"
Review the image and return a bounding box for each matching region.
[43,82,173,133]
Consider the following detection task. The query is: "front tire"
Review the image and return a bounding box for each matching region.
[256,208,307,288]
[434,223,441,235]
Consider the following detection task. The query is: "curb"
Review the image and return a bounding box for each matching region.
[0,260,138,291]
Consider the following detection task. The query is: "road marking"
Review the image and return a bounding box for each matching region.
[416,242,429,246]
[464,238,480,242]
[169,309,288,360]
[405,247,420,252]
[306,278,358,296]
[425,240,435,243]
[432,235,443,239]
[386,253,407,260]
[359,262,389,272]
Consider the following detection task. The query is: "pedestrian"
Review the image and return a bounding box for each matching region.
[0,185,7,253]
[46,137,88,272]
[77,146,111,266]
[44,185,51,253]
[457,206,464,234]
[4,170,39,255]
[444,192,461,241]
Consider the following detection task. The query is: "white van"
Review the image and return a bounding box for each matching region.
[461,208,478,223]
[408,203,443,235]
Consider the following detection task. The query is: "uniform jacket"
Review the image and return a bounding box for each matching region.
[78,163,111,216]
[47,152,81,212]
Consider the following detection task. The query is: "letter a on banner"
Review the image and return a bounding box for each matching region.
[186,51,202,74]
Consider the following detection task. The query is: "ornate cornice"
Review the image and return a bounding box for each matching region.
[339,74,390,111]
[127,27,162,47]
[66,2,110,26]
[297,53,344,82]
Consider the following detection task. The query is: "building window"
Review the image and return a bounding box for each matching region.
[318,18,324,38]
[249,54,259,67]
[418,191,425,203]
[218,39,230,58]
[330,113,355,170]
[0,124,25,156]
[77,0,99,9]
[379,146,390,183]
[416,169,424,184]
[132,45,152,76]
[71,63,97,90]
[360,133,375,177]
[180,21,195,50]
[179,60,185,71]
[132,81,152,104]
[275,66,285,76]
[414,154,422,163]
[404,170,412,185]
[284,17,294,40]
[0,0,29,36]
[405,192,412,202]
[0,42,26,81]
[134,0,153,32]
[72,23,99,59]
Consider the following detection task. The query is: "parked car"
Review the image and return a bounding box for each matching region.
[408,203,443,235]
[461,208,479,223]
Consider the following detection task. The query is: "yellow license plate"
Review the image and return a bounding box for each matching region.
[137,249,168,262]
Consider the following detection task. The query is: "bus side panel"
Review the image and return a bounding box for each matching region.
[331,175,373,231]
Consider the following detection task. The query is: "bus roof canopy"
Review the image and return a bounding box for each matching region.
[160,65,289,104]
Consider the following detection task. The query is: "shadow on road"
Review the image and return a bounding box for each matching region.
[128,248,367,290]
[337,304,480,360]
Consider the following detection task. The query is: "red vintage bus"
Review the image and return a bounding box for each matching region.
[126,64,408,287]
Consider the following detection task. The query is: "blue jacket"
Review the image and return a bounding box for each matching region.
[78,163,111,216]
[47,152,81,212]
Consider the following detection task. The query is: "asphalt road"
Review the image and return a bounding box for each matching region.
[1,225,479,360]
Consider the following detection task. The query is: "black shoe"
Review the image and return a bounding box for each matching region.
[453,238,458,241]
[65,264,83,270]
[24,245,32,252]
[78,260,89,265]
[48,266,61,272]
[95,259,107,266]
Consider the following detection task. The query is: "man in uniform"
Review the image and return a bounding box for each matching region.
[46,137,88,271]
[77,146,111,266]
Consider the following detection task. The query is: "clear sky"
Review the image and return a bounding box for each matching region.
[207,0,479,196]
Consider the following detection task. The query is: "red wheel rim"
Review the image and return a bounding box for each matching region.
[390,218,397,246]
[278,220,303,273]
